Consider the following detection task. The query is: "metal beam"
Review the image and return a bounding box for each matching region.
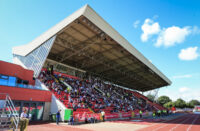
[55,34,99,63]
[80,47,144,85]
[51,21,158,90]
[76,18,158,89]
[85,54,132,71]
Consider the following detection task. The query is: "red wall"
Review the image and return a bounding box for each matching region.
[0,61,35,85]
[0,86,52,102]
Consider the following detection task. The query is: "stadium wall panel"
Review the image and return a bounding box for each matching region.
[0,60,35,85]
[0,86,52,102]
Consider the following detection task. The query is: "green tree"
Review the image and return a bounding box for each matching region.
[157,96,172,106]
[174,98,186,108]
[186,102,193,108]
[146,94,155,102]
[163,101,175,109]
[188,100,200,108]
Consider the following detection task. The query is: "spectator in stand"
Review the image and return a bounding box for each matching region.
[47,66,51,75]
[63,94,67,100]
[94,104,98,109]
[67,86,71,93]
[58,73,61,78]
[72,102,77,111]
[64,88,68,93]
[57,90,61,95]
[55,87,58,92]
[83,104,86,109]
[77,103,81,108]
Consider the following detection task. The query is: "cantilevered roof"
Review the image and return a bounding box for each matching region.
[13,4,171,91]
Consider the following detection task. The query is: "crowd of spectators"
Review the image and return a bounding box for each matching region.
[39,69,154,115]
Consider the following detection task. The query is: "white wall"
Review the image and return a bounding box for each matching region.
[35,79,49,91]
[50,95,67,121]
[43,102,51,121]
[36,79,67,121]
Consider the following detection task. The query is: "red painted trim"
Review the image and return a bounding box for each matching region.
[0,86,52,102]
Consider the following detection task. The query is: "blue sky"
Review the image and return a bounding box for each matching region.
[0,0,200,101]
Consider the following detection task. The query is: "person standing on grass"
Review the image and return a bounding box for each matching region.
[56,110,61,125]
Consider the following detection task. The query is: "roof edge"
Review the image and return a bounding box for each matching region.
[12,4,89,56]
[82,5,172,85]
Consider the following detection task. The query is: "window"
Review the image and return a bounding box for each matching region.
[0,74,17,87]
[0,75,9,79]
[0,74,9,86]
[8,76,16,86]
[0,74,18,87]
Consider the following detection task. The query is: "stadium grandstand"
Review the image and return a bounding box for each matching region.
[12,4,171,91]
[0,4,172,130]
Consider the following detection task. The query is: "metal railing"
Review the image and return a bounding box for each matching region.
[0,93,19,131]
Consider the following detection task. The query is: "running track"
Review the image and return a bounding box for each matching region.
[27,114,200,131]
[138,114,200,131]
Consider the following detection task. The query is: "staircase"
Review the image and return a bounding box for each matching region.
[0,93,19,131]
[132,91,165,110]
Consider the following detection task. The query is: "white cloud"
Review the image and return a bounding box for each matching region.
[178,87,200,101]
[153,15,159,19]
[178,46,199,61]
[158,86,200,101]
[141,18,161,42]
[155,26,191,47]
[133,20,140,28]
[179,87,189,93]
[140,17,200,48]
[172,74,192,79]
[192,26,200,34]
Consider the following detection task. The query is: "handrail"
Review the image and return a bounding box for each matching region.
[113,90,123,98]
[3,94,20,131]
[94,86,105,95]
[6,102,17,128]
[7,96,20,121]
[60,79,73,91]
